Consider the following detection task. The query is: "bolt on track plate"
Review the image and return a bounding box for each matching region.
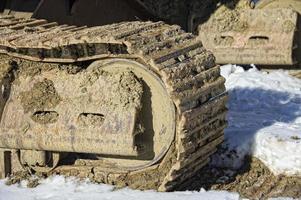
[199,8,298,65]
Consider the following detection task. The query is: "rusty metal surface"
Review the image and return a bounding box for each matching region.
[199,8,298,65]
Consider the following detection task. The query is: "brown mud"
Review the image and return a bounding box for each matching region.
[81,69,143,109]
[20,79,61,113]
[14,59,83,78]
[5,171,41,188]
[31,111,59,124]
[203,0,250,33]
[6,155,301,199]
[0,57,14,80]
[5,143,178,191]
[183,157,301,199]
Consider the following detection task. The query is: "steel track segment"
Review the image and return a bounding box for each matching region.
[0,15,227,191]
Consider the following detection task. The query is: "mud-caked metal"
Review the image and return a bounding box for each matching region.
[0,68,142,156]
[0,15,227,191]
[199,8,298,65]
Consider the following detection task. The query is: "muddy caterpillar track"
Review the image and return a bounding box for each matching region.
[0,15,227,191]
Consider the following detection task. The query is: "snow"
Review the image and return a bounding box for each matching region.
[214,64,301,176]
[0,176,240,200]
[0,65,300,199]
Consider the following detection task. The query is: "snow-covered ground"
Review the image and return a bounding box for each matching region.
[0,176,240,200]
[215,65,301,176]
[0,65,300,199]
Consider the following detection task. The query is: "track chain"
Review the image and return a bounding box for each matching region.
[0,15,227,191]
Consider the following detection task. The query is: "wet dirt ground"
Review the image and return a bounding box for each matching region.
[183,156,301,199]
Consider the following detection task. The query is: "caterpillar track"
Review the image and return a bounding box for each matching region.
[0,15,227,191]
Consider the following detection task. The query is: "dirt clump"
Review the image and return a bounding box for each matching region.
[212,158,301,199]
[116,72,143,109]
[5,171,41,188]
[291,136,301,140]
[184,157,301,199]
[31,111,59,124]
[283,20,296,33]
[15,58,83,77]
[208,7,249,32]
[81,69,143,109]
[78,113,104,127]
[20,79,61,113]
[0,57,14,81]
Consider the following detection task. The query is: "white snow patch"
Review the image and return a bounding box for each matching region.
[214,64,301,176]
[0,176,240,200]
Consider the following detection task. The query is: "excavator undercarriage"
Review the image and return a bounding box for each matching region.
[0,0,300,191]
[1,0,301,66]
[0,15,227,191]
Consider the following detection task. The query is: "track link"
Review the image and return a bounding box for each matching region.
[0,15,227,191]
